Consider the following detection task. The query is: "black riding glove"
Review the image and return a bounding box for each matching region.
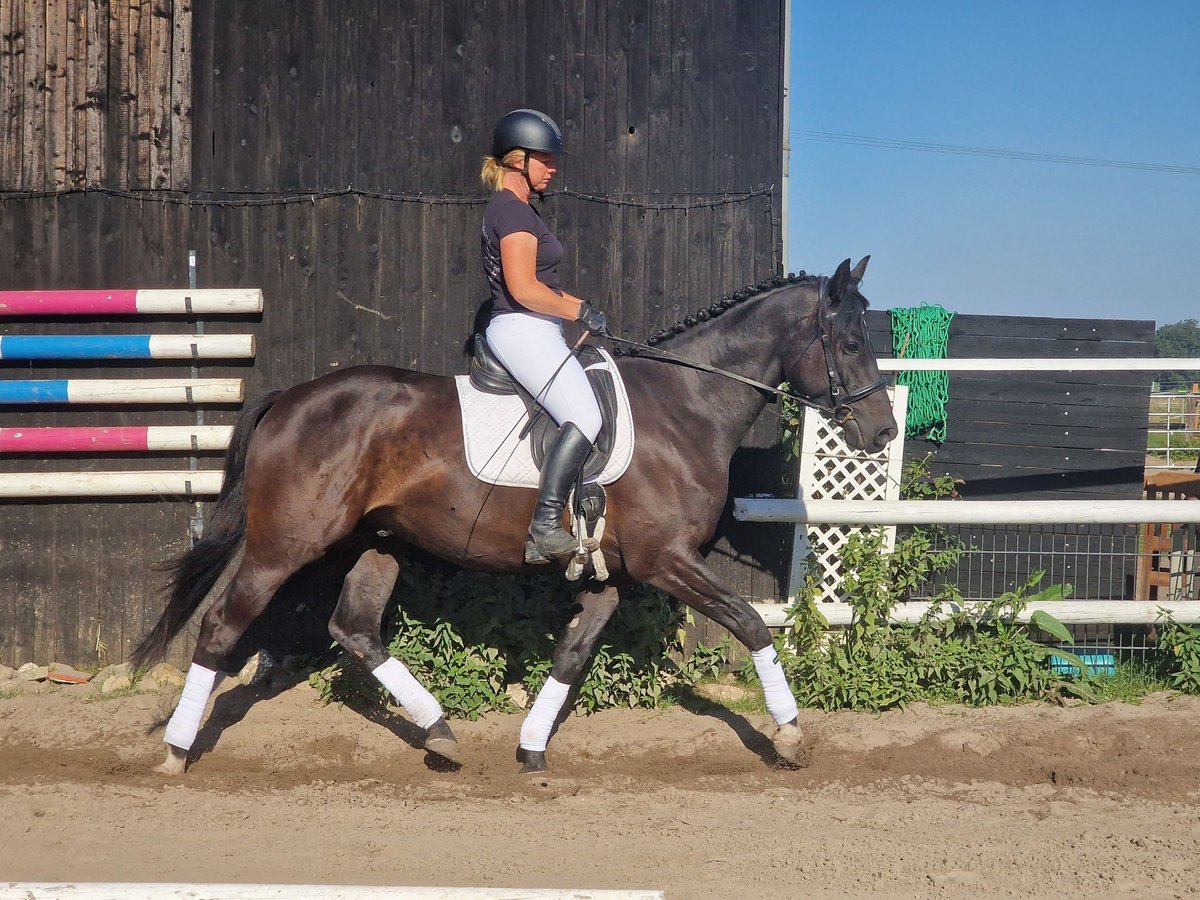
[576,302,609,336]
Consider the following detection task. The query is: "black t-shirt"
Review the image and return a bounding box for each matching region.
[480,190,563,316]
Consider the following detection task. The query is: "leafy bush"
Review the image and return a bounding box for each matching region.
[310,556,729,719]
[776,556,1093,711]
[1155,615,1200,693]
[769,452,1091,710]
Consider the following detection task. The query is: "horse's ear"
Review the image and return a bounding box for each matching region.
[827,258,854,301]
[850,255,870,285]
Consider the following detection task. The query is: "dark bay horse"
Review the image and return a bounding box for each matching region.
[132,257,897,774]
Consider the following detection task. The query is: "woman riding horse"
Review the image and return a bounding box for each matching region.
[130,112,897,773]
[479,108,610,564]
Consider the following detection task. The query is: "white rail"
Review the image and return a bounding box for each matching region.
[751,600,1200,627]
[735,498,1200,525]
[0,886,662,900]
[877,357,1200,371]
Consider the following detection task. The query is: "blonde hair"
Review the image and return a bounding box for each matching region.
[479,149,528,191]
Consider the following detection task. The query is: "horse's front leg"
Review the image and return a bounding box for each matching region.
[517,580,622,774]
[645,550,803,764]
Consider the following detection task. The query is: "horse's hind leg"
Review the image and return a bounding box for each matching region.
[327,548,461,765]
[518,581,623,774]
[157,547,313,775]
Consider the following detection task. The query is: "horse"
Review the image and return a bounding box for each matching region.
[131,256,897,775]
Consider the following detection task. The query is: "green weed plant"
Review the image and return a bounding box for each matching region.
[310,557,729,718]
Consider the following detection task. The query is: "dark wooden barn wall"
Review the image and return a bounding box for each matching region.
[0,0,788,668]
[868,309,1155,600]
[0,0,192,190]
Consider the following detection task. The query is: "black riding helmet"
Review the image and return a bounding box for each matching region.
[491,109,564,159]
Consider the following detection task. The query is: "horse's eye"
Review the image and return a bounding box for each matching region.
[846,341,862,354]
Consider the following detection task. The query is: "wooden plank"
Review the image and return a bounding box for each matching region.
[945,419,1146,450]
[65,0,85,186]
[83,0,104,184]
[729,0,758,194]
[934,334,1155,359]
[684,0,714,192]
[939,398,1148,429]
[755,0,783,195]
[395,196,423,370]
[946,369,1152,388]
[522,0,561,159]
[146,0,171,186]
[187,0,212,188]
[169,0,191,189]
[621,0,648,193]
[0,0,25,188]
[645,0,671,194]
[946,377,1152,408]
[106,0,127,187]
[45,0,67,188]
[412,0,440,194]
[131,0,152,187]
[21,0,46,188]
[924,462,1147,499]
[926,442,1144,470]
[665,0,692,193]
[707,0,736,191]
[580,0,604,189]
[949,313,1156,344]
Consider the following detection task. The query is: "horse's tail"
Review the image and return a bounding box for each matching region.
[129,390,284,669]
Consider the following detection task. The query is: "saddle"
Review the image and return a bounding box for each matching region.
[468,334,618,482]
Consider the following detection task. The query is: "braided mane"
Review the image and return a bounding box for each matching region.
[632,271,817,351]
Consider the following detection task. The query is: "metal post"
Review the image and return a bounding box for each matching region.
[187,250,205,546]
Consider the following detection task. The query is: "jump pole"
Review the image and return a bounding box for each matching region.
[0,885,664,900]
[0,470,224,498]
[0,426,233,453]
[0,378,244,404]
[0,334,255,360]
[0,288,263,316]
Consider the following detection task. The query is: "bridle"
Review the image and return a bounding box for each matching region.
[810,276,889,424]
[604,279,889,425]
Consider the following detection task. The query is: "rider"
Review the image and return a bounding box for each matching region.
[479,108,609,564]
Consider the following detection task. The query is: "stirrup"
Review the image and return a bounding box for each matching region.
[524,528,599,565]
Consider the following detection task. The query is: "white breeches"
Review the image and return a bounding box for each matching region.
[485,313,602,442]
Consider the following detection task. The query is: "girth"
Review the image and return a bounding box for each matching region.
[468,334,618,482]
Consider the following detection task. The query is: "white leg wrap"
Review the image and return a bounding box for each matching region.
[752,646,800,726]
[164,663,218,751]
[372,657,443,730]
[519,676,572,752]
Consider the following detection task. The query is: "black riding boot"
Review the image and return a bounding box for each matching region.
[525,422,594,564]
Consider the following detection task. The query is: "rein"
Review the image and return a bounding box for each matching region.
[603,282,888,425]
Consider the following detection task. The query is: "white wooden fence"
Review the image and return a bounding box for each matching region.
[740,357,1200,627]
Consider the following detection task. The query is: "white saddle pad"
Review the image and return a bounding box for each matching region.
[454,348,635,488]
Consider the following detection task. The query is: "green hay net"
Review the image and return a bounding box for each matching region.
[890,304,954,442]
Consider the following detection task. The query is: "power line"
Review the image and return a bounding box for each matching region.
[793,130,1200,175]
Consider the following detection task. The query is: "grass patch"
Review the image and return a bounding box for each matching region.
[1084,659,1174,702]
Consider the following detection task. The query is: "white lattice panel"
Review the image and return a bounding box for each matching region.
[787,386,908,603]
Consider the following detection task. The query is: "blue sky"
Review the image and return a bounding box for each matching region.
[786,1,1200,326]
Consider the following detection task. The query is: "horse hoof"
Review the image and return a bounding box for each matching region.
[517,747,547,774]
[424,718,462,765]
[155,745,187,776]
[772,720,806,766]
